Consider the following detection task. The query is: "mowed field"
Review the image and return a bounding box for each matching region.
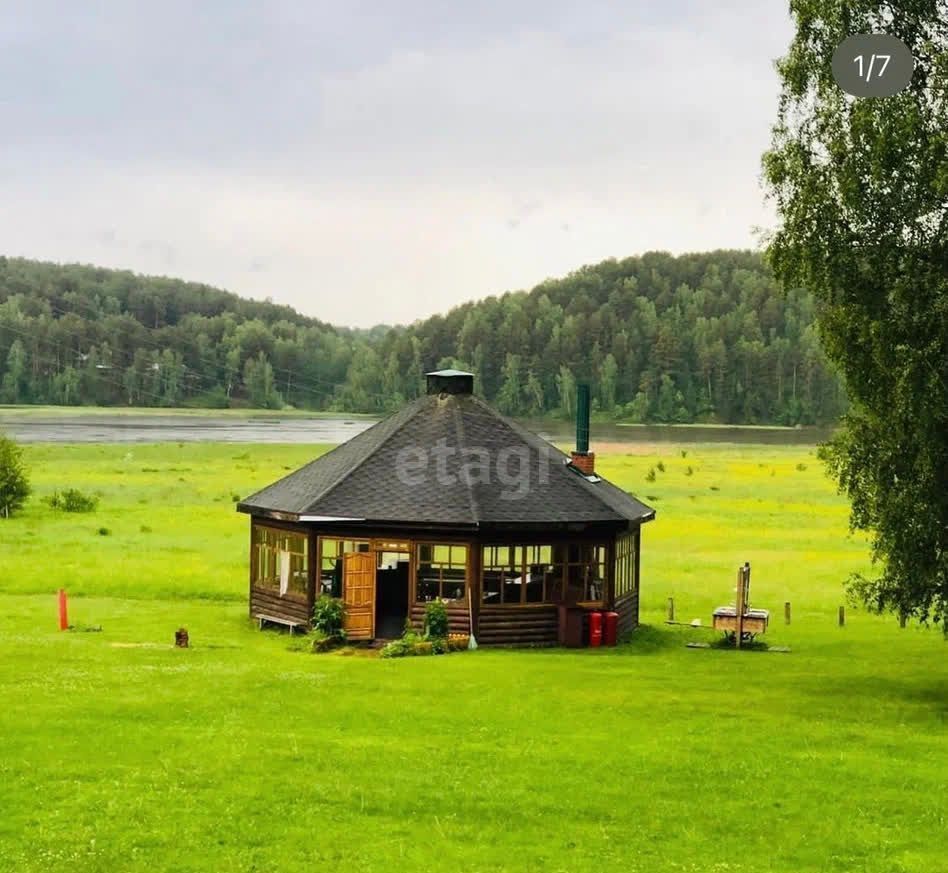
[1,441,947,873]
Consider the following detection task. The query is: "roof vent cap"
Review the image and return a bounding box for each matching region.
[426,369,474,396]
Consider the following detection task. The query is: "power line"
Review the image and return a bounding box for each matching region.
[42,299,408,406]
[2,322,192,407]
[1,318,418,411]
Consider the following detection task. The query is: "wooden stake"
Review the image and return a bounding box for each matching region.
[58,589,68,631]
[667,597,675,622]
[838,606,845,627]
[784,601,791,625]
[735,566,746,649]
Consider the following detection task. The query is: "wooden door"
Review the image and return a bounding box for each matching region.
[343,552,375,640]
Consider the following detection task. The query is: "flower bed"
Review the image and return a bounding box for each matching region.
[380,632,471,659]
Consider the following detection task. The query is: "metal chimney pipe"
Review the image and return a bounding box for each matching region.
[576,383,590,454]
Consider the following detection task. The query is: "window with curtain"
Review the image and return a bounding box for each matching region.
[253,526,308,597]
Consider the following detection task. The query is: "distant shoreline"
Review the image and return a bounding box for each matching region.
[0,405,380,420]
[0,405,834,446]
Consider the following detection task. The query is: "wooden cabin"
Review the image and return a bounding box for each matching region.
[237,370,655,646]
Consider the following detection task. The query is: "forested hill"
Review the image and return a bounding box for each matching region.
[340,250,846,425]
[0,251,846,424]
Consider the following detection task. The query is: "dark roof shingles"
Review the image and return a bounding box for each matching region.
[238,394,654,526]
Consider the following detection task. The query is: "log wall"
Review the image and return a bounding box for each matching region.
[250,587,311,626]
[477,605,558,646]
[615,590,639,637]
[409,602,471,635]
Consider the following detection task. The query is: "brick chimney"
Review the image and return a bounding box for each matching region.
[571,382,595,475]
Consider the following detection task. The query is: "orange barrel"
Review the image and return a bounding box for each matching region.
[603,611,619,646]
[588,611,603,648]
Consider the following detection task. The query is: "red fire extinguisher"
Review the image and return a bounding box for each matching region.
[603,611,619,646]
[588,611,603,648]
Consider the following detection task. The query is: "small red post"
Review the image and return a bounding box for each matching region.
[58,589,68,631]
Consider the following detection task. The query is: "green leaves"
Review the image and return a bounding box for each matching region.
[0,432,30,518]
[765,2,948,624]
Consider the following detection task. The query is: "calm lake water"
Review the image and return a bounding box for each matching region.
[0,411,833,446]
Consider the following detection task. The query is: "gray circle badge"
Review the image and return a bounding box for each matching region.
[832,33,914,97]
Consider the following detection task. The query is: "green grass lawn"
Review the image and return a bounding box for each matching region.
[1,442,946,873]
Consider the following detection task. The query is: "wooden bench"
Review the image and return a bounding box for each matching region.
[255,613,304,635]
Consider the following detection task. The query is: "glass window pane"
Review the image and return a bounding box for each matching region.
[433,545,451,562]
[565,562,584,603]
[254,526,309,594]
[441,567,466,601]
[417,569,439,601]
[525,564,544,602]
[502,568,521,604]
[483,568,502,603]
[377,550,406,569]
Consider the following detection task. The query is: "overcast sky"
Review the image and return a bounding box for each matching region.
[0,1,792,327]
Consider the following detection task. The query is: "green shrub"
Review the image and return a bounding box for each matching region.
[47,488,98,513]
[380,624,458,658]
[656,461,666,473]
[645,467,656,483]
[796,462,808,471]
[685,465,694,476]
[0,433,30,518]
[312,595,346,637]
[97,527,111,536]
[423,600,449,640]
[380,637,416,659]
[430,637,448,655]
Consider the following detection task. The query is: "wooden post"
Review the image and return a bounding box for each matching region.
[784,601,791,625]
[58,589,68,631]
[667,597,675,622]
[838,606,845,627]
[735,566,745,649]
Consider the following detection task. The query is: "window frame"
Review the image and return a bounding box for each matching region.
[252,524,309,599]
[482,544,560,605]
[415,542,468,603]
[317,536,370,598]
[481,541,607,607]
[614,532,636,599]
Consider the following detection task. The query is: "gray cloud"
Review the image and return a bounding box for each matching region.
[0,1,792,326]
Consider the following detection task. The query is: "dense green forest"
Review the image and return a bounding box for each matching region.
[0,251,846,424]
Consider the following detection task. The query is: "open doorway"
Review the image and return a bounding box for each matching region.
[375,550,410,639]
